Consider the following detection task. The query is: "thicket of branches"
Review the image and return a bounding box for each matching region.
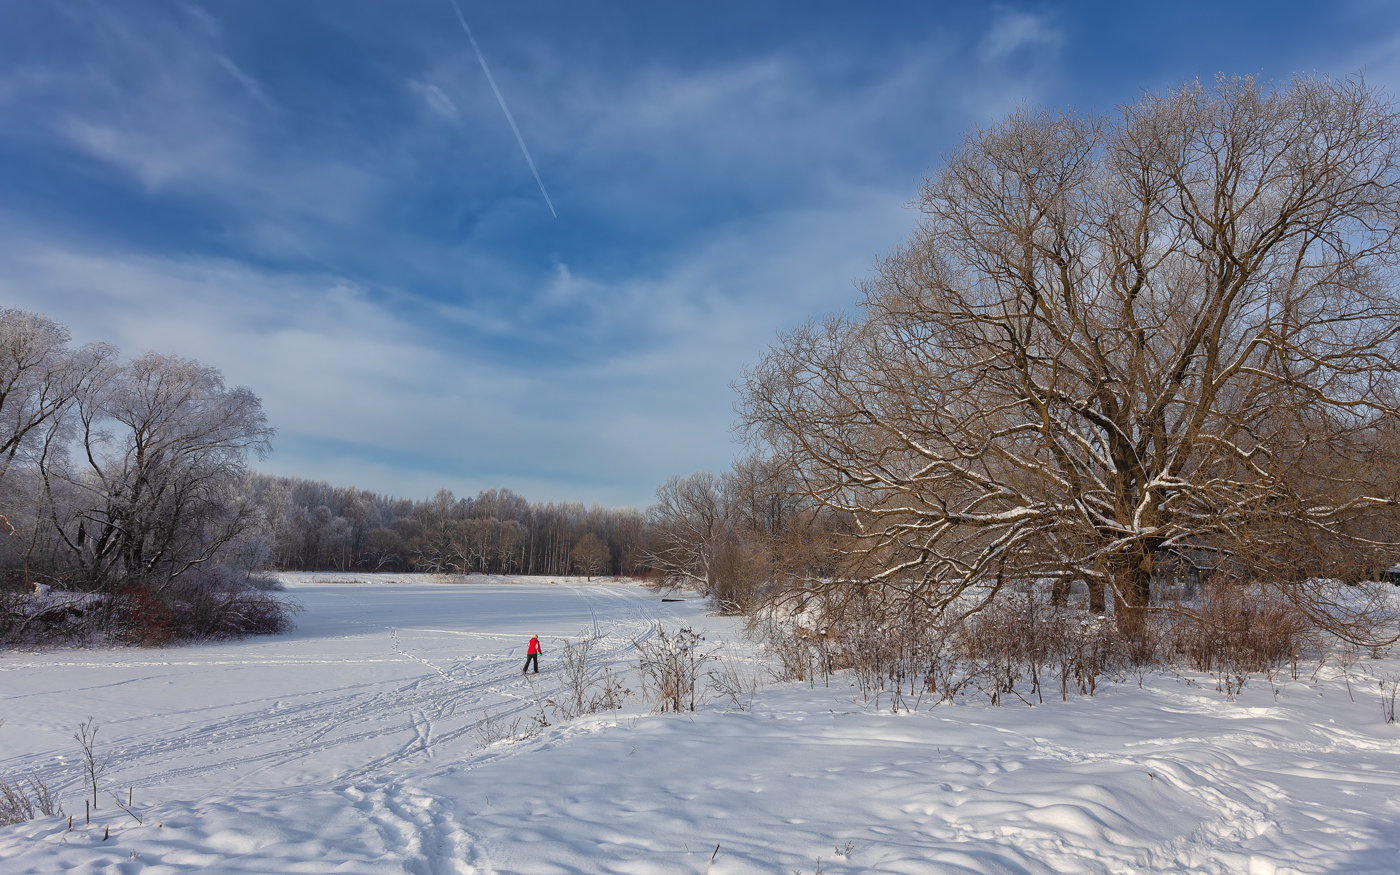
[643,458,842,613]
[751,581,1324,709]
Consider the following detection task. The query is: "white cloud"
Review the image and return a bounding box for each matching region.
[410,80,461,122]
[58,115,243,192]
[979,11,1064,63]
[0,7,1064,505]
[0,5,388,263]
[0,182,909,506]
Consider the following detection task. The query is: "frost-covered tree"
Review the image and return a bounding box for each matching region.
[48,352,274,590]
[0,309,115,485]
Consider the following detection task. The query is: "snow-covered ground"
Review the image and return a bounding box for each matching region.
[2,573,1399,873]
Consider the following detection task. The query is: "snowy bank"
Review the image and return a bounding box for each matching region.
[2,576,1398,873]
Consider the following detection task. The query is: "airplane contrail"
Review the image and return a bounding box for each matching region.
[447,0,557,218]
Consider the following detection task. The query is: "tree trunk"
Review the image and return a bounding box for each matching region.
[1112,547,1153,641]
[1087,579,1106,615]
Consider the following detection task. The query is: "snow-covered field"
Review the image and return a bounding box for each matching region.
[2,574,1399,874]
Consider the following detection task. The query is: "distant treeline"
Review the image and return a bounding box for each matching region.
[245,475,648,578]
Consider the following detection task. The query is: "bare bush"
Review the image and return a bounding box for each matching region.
[750,609,821,684]
[0,585,99,649]
[962,595,1039,704]
[0,772,63,826]
[634,626,710,713]
[110,584,176,647]
[758,587,1143,709]
[162,569,300,641]
[546,634,630,721]
[756,588,964,709]
[753,576,1374,708]
[1170,585,1314,679]
[1,576,298,649]
[705,650,763,711]
[1381,674,1399,724]
[74,717,107,809]
[473,709,530,748]
[1048,615,1126,700]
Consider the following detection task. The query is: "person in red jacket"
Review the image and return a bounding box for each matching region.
[523,635,542,674]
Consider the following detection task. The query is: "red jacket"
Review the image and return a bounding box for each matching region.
[527,637,541,655]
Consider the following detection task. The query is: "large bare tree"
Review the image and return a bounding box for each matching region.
[741,75,1400,640]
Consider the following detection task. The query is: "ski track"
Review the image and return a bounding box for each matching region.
[0,580,671,805]
[1,578,680,874]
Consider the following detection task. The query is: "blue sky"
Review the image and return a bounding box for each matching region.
[2,1,1398,508]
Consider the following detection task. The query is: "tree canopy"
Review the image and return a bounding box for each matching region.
[741,75,1400,641]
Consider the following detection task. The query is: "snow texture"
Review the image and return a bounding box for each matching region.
[2,573,1399,873]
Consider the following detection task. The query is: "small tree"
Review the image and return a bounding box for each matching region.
[74,717,106,809]
[646,472,727,591]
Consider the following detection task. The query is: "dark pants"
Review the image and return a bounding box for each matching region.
[524,653,538,674]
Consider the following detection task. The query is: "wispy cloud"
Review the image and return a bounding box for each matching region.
[979,11,1064,63]
[0,3,1078,505]
[410,80,461,122]
[0,179,907,506]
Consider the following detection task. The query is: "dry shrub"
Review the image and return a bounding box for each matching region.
[759,588,1141,708]
[705,650,763,710]
[0,585,97,648]
[0,773,63,826]
[759,588,964,709]
[1381,674,1400,724]
[2,568,297,650]
[474,709,532,748]
[960,594,1127,703]
[111,584,176,646]
[546,634,630,721]
[752,610,821,683]
[163,573,299,640]
[1171,584,1314,676]
[756,579,1339,707]
[634,626,710,713]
